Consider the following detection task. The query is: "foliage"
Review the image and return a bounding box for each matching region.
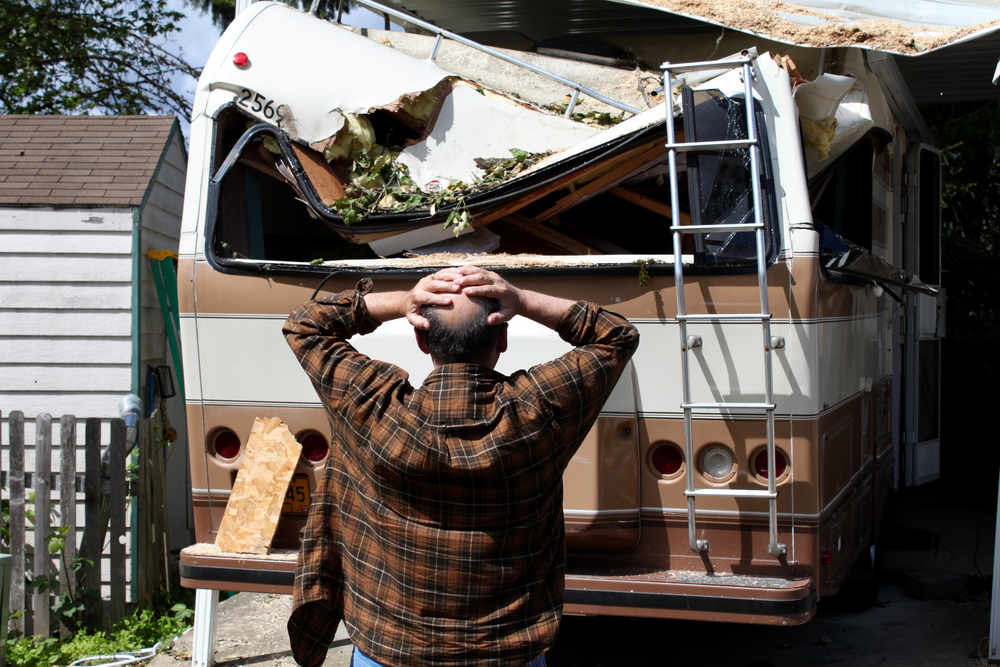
[922,101,1000,320]
[632,258,659,287]
[187,0,357,30]
[545,100,626,127]
[0,0,200,116]
[6,600,193,667]
[330,146,550,233]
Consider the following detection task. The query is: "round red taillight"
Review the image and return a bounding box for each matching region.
[301,433,329,463]
[651,444,683,476]
[754,449,787,479]
[213,430,242,460]
[233,52,249,67]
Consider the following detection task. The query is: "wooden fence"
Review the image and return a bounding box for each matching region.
[1,410,171,639]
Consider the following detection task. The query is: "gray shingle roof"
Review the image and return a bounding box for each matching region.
[0,115,179,207]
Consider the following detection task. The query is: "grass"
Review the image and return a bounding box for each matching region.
[7,602,193,667]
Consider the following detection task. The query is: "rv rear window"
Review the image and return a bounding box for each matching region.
[207,102,775,270]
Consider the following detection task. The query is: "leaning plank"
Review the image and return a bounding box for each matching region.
[607,187,692,225]
[500,214,599,256]
[81,419,102,628]
[149,423,171,602]
[534,141,668,222]
[60,415,77,640]
[109,419,127,627]
[137,421,153,609]
[215,418,302,555]
[34,414,52,638]
[9,412,25,636]
[472,154,618,228]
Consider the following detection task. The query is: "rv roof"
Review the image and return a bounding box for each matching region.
[620,0,1000,54]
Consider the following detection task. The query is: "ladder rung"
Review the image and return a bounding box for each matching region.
[677,313,771,322]
[661,57,752,73]
[671,223,764,233]
[664,140,756,152]
[682,402,775,410]
[686,489,778,499]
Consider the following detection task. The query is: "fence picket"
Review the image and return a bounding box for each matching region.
[109,419,127,627]
[9,411,26,636]
[34,414,53,638]
[81,418,103,627]
[60,414,77,639]
[3,411,155,635]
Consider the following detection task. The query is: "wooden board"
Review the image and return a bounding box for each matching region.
[215,418,303,555]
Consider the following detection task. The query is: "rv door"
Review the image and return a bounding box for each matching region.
[904,144,944,486]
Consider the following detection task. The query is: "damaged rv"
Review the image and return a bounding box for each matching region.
[177,0,994,636]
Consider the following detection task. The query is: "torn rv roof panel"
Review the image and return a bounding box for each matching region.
[198,3,450,144]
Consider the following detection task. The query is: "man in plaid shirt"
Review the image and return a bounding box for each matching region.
[285,265,638,667]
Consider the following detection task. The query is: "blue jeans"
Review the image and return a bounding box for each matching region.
[351,647,547,667]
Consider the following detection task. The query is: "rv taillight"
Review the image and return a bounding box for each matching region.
[301,433,329,463]
[754,449,787,479]
[213,429,242,460]
[233,52,249,67]
[651,444,683,476]
[821,550,832,566]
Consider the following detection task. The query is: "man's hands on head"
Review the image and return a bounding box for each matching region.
[455,265,574,330]
[449,266,523,325]
[402,268,466,330]
[363,265,575,332]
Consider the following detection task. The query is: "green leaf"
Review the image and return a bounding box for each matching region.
[509,148,530,162]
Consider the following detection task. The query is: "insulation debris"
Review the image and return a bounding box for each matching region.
[801,117,837,159]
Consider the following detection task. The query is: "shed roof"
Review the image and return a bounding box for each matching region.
[0,115,180,208]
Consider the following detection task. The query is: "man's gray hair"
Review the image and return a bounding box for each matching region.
[421,297,502,365]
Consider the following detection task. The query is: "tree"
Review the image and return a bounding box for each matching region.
[0,0,201,117]
[922,101,1000,320]
[188,0,357,31]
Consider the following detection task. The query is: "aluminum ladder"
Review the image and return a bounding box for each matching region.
[662,51,786,558]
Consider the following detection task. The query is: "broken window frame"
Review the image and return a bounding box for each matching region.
[203,99,780,277]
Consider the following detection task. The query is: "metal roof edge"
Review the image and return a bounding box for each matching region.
[866,52,932,145]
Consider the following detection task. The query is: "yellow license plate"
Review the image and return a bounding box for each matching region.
[282,475,311,514]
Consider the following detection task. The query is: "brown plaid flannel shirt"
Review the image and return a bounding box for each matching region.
[284,284,638,667]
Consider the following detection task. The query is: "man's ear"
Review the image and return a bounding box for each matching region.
[496,322,508,354]
[414,327,431,355]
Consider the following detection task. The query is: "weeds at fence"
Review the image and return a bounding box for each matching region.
[7,593,195,667]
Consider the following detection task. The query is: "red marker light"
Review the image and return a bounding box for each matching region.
[754,449,788,479]
[213,429,242,460]
[301,433,329,463]
[233,52,249,67]
[651,444,683,476]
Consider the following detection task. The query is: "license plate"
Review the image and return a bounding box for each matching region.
[282,474,311,514]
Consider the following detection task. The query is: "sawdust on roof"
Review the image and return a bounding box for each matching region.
[636,0,1000,55]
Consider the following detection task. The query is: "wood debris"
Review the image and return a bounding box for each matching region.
[215,418,303,555]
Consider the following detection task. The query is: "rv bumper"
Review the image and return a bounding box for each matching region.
[179,544,296,595]
[564,570,816,625]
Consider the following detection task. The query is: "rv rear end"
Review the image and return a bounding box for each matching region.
[178,3,921,625]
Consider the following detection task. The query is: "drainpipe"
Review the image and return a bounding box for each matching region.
[130,208,142,603]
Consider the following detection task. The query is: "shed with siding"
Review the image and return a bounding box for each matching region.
[0,114,193,556]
